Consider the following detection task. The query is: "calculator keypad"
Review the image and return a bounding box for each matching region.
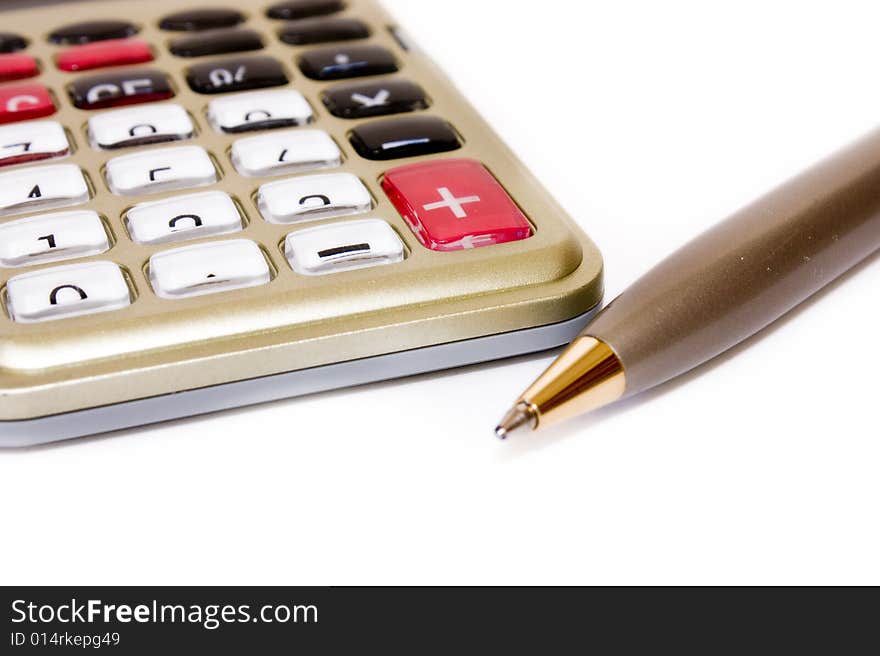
[186,56,288,94]
[0,0,542,326]
[298,44,398,80]
[48,21,139,46]
[126,191,244,245]
[105,145,217,196]
[69,70,174,110]
[5,261,131,324]
[285,218,403,276]
[148,239,271,299]
[0,121,70,168]
[382,159,533,251]
[266,0,346,20]
[350,116,461,160]
[57,39,154,72]
[0,33,27,53]
[0,164,89,217]
[322,79,428,119]
[0,210,110,268]
[230,129,341,177]
[258,172,372,224]
[207,89,313,133]
[279,18,370,46]
[159,9,246,32]
[88,104,194,150]
[0,53,39,83]
[169,29,265,58]
[0,84,56,124]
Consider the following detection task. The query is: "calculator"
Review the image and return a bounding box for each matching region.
[0,0,604,447]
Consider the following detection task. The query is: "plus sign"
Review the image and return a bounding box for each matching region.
[422,187,481,219]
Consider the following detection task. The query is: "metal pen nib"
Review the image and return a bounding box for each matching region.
[494,402,538,440]
[494,337,627,439]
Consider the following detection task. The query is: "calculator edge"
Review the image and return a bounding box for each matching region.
[0,304,600,447]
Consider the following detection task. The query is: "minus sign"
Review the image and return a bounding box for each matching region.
[318,243,371,258]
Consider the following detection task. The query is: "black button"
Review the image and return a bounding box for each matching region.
[349,116,461,161]
[0,33,27,53]
[186,56,288,94]
[279,18,369,46]
[69,70,174,110]
[48,20,139,45]
[323,79,428,119]
[170,28,264,58]
[159,8,246,31]
[298,45,397,81]
[266,0,345,20]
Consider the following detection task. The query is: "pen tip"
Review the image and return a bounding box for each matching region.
[495,402,538,440]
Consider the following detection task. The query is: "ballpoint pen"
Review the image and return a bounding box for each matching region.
[496,126,880,438]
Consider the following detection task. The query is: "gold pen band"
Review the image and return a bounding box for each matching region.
[501,337,626,435]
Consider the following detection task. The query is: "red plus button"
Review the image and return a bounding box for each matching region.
[0,84,55,124]
[57,38,153,72]
[382,158,532,252]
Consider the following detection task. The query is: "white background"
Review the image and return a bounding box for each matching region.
[1,0,878,585]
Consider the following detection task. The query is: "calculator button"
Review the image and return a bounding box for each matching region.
[0,33,27,54]
[57,39,153,73]
[298,45,398,81]
[186,56,288,94]
[349,116,461,161]
[0,210,109,268]
[279,18,370,46]
[207,90,312,134]
[231,129,340,178]
[169,29,264,58]
[382,158,532,251]
[258,172,371,224]
[0,84,56,125]
[267,0,345,20]
[6,262,130,324]
[322,79,428,119]
[0,54,39,83]
[88,104,194,150]
[0,164,89,218]
[148,239,271,300]
[48,21,139,46]
[126,191,243,245]
[69,70,174,110]
[285,219,404,276]
[160,9,246,32]
[0,121,69,168]
[106,145,217,196]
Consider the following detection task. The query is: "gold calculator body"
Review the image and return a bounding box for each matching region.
[0,0,603,446]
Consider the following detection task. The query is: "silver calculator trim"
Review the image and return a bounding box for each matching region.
[0,306,599,447]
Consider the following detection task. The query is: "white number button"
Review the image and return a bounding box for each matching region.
[105,145,217,196]
[0,164,89,218]
[230,129,341,178]
[258,173,371,225]
[0,121,70,169]
[126,191,244,245]
[285,219,404,276]
[149,240,271,299]
[0,210,110,268]
[88,104,194,150]
[5,262,131,324]
[208,90,313,134]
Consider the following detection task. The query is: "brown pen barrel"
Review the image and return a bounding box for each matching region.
[588,127,880,397]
